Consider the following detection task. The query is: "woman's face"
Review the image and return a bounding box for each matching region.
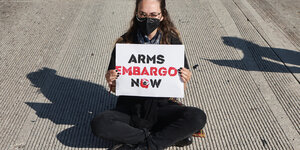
[137,0,164,21]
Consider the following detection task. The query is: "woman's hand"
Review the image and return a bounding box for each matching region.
[105,69,120,93]
[178,67,192,90]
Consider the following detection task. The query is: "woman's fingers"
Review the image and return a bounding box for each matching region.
[179,67,191,83]
[107,69,120,85]
[111,80,116,86]
[109,76,118,84]
[108,80,116,92]
[180,73,188,83]
[182,68,192,77]
[180,75,187,83]
[180,69,189,76]
[109,76,117,82]
[114,69,120,78]
[110,69,118,77]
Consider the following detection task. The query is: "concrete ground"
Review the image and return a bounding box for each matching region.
[0,0,299,149]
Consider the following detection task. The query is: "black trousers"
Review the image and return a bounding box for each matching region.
[90,104,207,149]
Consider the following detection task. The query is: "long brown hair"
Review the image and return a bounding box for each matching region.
[117,0,181,44]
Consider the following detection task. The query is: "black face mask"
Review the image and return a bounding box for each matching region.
[136,16,160,35]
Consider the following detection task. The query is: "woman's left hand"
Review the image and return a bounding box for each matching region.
[179,67,192,83]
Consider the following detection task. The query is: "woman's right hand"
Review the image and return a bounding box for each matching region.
[105,69,120,92]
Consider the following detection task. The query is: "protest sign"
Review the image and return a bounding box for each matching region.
[115,43,185,98]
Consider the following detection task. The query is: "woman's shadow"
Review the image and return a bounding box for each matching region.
[26,67,118,148]
[205,36,300,73]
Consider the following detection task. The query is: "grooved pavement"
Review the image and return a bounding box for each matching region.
[0,0,299,150]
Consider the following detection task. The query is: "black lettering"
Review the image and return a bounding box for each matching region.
[147,55,156,64]
[157,55,165,64]
[150,79,162,88]
[138,54,146,63]
[131,78,139,87]
[129,54,164,64]
[128,54,137,63]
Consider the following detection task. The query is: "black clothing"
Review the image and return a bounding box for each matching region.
[90,33,207,149]
[107,34,190,130]
[136,28,162,44]
[90,101,207,149]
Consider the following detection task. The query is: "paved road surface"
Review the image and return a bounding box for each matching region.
[0,0,299,149]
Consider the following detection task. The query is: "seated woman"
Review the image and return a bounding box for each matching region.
[90,0,207,149]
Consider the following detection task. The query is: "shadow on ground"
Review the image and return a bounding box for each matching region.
[204,37,300,73]
[26,67,117,148]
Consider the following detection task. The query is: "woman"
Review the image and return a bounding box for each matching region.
[91,0,207,149]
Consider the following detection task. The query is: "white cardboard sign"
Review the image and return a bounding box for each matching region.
[115,43,185,98]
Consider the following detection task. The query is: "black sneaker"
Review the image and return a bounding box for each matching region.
[173,136,193,147]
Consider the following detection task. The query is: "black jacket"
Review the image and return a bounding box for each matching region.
[107,33,190,129]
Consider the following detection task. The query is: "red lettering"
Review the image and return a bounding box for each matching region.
[150,67,158,76]
[116,66,121,73]
[120,66,179,77]
[123,66,132,76]
[158,67,167,76]
[141,67,150,76]
[133,66,140,75]
[168,67,177,76]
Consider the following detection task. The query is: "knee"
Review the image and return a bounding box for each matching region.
[90,111,113,138]
[184,107,207,129]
